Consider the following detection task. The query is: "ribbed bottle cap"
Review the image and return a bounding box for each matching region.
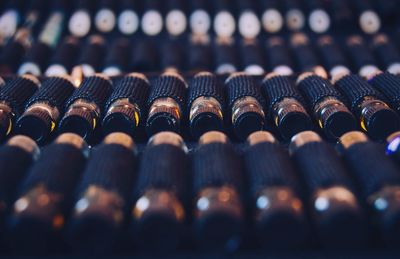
[59,108,95,139]
[146,109,180,137]
[16,109,53,143]
[190,105,223,140]
[102,106,137,136]
[234,106,265,141]
[277,105,312,140]
[363,105,400,140]
[321,104,357,139]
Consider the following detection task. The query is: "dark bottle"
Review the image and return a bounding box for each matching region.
[0,135,39,228]
[289,131,368,249]
[8,133,88,254]
[339,131,400,246]
[68,132,137,254]
[192,131,244,251]
[368,72,400,113]
[102,73,149,137]
[0,75,40,140]
[59,74,113,140]
[16,76,76,144]
[334,73,400,140]
[146,71,187,137]
[131,132,189,251]
[244,131,307,249]
[262,73,312,140]
[225,72,266,140]
[296,72,357,140]
[188,72,225,139]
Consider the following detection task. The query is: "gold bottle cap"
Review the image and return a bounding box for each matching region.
[103,132,135,150]
[247,131,276,146]
[289,131,321,154]
[199,131,228,145]
[55,133,89,151]
[7,135,40,159]
[149,131,187,151]
[339,131,368,150]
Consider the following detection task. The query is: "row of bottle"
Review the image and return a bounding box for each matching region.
[1,70,400,147]
[1,129,400,254]
[0,0,396,42]
[1,26,400,78]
